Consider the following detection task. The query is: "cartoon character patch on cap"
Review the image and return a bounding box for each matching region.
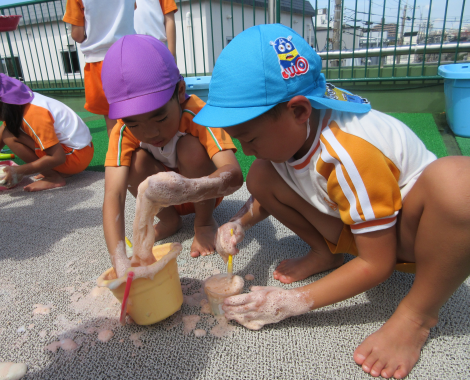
[270,36,309,80]
[325,83,370,104]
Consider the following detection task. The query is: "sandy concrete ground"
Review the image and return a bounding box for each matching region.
[1,171,469,380]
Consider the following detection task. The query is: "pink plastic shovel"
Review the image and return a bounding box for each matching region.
[119,271,134,325]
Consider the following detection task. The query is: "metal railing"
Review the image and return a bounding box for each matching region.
[0,0,468,92]
[0,0,83,91]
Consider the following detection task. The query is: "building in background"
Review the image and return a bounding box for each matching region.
[174,0,314,75]
[0,0,314,84]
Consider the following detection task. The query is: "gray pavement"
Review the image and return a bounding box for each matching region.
[1,171,469,380]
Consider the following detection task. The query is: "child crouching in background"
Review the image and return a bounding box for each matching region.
[0,74,93,191]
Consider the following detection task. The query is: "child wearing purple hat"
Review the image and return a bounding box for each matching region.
[101,35,243,264]
[0,74,93,191]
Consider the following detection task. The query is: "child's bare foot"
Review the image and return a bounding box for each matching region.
[23,174,65,192]
[353,304,435,378]
[273,249,344,284]
[154,216,182,242]
[190,217,218,258]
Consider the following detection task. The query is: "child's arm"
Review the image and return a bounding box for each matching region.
[215,195,270,262]
[143,150,242,207]
[223,227,397,330]
[70,25,86,43]
[164,11,177,60]
[103,166,132,277]
[1,143,66,187]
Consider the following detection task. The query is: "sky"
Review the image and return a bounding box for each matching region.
[308,0,470,32]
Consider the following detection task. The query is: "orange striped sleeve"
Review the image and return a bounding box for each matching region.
[63,0,85,27]
[159,0,178,14]
[317,121,402,233]
[22,104,59,150]
[180,96,236,159]
[105,120,141,167]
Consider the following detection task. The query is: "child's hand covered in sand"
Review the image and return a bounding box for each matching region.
[0,166,24,188]
[215,222,245,263]
[222,286,312,330]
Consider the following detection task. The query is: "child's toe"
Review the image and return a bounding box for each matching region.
[190,250,201,258]
[370,359,387,377]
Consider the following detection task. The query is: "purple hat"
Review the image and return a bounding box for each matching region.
[0,73,34,105]
[102,35,183,120]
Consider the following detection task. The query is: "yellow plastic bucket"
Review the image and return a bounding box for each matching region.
[97,243,183,325]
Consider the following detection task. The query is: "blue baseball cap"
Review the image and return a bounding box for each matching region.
[194,24,371,128]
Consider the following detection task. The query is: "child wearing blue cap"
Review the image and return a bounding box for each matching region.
[194,24,470,379]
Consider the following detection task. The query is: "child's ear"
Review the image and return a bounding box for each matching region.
[177,80,187,105]
[287,95,311,124]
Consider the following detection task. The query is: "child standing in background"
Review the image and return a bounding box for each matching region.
[0,74,93,191]
[134,0,178,61]
[63,0,136,136]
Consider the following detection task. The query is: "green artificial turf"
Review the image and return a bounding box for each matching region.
[4,112,465,180]
[85,119,108,172]
[455,136,470,156]
[387,113,448,158]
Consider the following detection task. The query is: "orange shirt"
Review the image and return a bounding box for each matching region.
[63,0,85,26]
[105,95,236,167]
[159,0,177,14]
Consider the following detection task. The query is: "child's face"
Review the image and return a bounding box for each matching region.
[122,81,186,147]
[224,98,312,163]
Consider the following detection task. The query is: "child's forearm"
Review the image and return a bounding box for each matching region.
[103,193,131,277]
[224,227,398,329]
[297,254,395,311]
[225,254,396,330]
[229,195,269,230]
[296,228,398,311]
[16,151,65,176]
[103,168,132,277]
[145,164,242,206]
[164,12,177,60]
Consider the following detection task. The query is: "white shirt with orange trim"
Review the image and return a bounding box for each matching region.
[21,92,92,150]
[63,0,136,63]
[271,109,437,234]
[134,0,177,41]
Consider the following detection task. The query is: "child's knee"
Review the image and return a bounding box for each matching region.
[2,127,15,142]
[176,135,210,168]
[130,148,152,170]
[421,156,470,219]
[246,159,276,196]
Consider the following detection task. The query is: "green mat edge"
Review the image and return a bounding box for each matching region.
[6,113,467,179]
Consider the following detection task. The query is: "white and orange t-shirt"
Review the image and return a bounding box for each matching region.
[271,109,437,234]
[63,0,136,62]
[134,0,177,41]
[20,92,92,151]
[105,95,236,168]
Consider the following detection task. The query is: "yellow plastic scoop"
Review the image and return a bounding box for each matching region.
[227,229,234,274]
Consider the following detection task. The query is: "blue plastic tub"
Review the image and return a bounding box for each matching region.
[438,64,470,137]
[184,76,211,102]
